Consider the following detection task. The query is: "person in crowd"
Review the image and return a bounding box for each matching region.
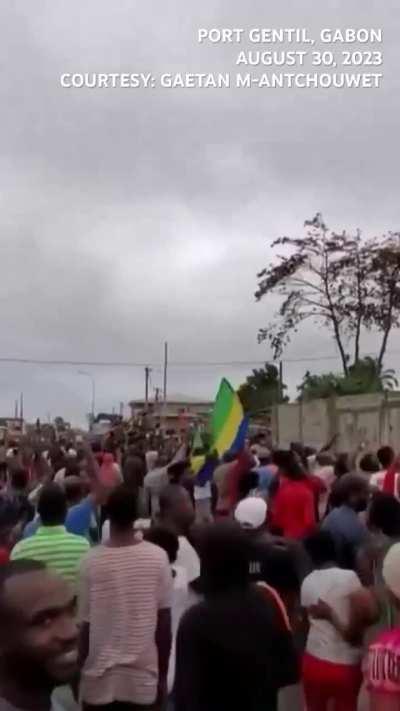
[366,543,400,710]
[334,452,351,478]
[359,453,382,485]
[370,446,396,491]
[0,560,78,711]
[357,493,400,587]
[66,477,111,544]
[54,448,78,485]
[301,530,377,711]
[313,453,336,518]
[0,499,20,565]
[173,521,298,711]
[322,473,370,568]
[143,443,188,518]
[382,452,400,499]
[143,452,169,517]
[144,525,191,698]
[145,450,159,474]
[64,475,86,509]
[144,525,179,567]
[78,484,172,710]
[11,483,89,587]
[65,446,114,544]
[90,441,104,467]
[235,497,306,627]
[158,484,200,588]
[224,449,258,514]
[254,448,278,496]
[98,451,122,488]
[213,452,237,516]
[2,466,34,521]
[269,450,316,539]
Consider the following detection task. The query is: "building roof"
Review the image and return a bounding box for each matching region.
[130,393,213,406]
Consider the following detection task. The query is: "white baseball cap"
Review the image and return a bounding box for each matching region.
[383,543,400,599]
[234,497,267,529]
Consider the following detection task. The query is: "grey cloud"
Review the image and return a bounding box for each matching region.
[0,0,399,423]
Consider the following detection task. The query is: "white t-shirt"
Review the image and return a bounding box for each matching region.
[301,567,363,665]
[168,564,188,692]
[370,469,387,491]
[54,467,67,484]
[176,536,200,584]
[370,469,400,499]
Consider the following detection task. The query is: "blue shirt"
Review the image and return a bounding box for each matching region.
[255,466,276,494]
[65,497,100,544]
[23,516,40,538]
[322,505,367,567]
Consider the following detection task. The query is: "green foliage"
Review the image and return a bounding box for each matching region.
[238,363,288,413]
[298,357,399,401]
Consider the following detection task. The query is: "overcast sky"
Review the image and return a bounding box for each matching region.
[1,0,399,425]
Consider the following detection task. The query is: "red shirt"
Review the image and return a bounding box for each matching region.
[271,477,316,539]
[0,547,10,565]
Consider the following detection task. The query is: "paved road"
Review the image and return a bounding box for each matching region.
[53,680,368,710]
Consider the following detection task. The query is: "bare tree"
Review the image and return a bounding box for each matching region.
[256,216,400,375]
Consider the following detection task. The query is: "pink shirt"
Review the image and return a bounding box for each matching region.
[79,540,172,705]
[367,627,400,695]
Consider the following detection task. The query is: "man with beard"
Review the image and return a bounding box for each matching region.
[0,560,78,711]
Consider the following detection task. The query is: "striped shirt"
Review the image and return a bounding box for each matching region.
[79,540,172,706]
[11,525,90,586]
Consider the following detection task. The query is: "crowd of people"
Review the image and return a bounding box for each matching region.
[1,424,400,711]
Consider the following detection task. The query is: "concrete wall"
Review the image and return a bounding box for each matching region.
[274,392,400,451]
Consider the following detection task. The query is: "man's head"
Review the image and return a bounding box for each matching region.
[316,453,335,467]
[303,530,337,568]
[368,493,400,537]
[336,473,370,512]
[334,452,350,478]
[199,521,250,596]
[0,561,78,692]
[377,445,395,470]
[145,525,179,564]
[257,447,271,466]
[107,484,137,532]
[38,484,67,527]
[9,467,29,492]
[359,453,380,474]
[159,484,195,534]
[63,476,84,508]
[273,450,304,480]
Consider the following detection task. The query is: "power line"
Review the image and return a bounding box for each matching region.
[0,349,399,368]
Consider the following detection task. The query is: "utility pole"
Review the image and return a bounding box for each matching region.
[162,342,168,429]
[163,342,168,405]
[145,366,151,406]
[14,399,18,419]
[279,361,283,402]
[19,392,24,421]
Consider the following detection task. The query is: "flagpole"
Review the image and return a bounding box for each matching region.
[162,342,168,429]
